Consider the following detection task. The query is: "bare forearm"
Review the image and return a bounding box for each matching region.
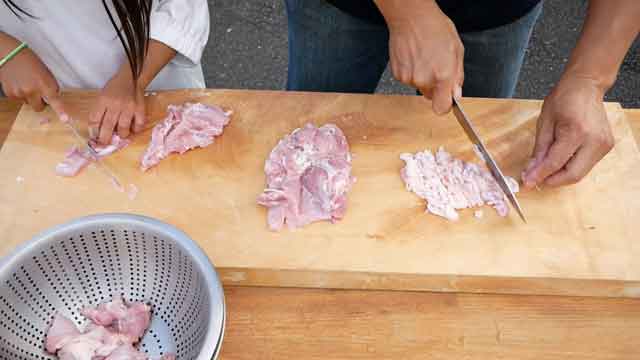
[373,0,442,27]
[0,32,21,58]
[563,0,640,91]
[113,39,177,90]
[138,40,176,88]
[372,0,463,115]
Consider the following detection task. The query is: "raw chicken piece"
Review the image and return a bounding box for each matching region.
[58,325,130,360]
[55,135,130,177]
[400,147,519,221]
[159,354,176,360]
[46,297,157,360]
[104,344,148,360]
[56,335,103,360]
[46,316,130,360]
[46,313,81,353]
[55,147,91,177]
[87,325,133,357]
[257,123,355,231]
[114,302,151,342]
[128,184,139,200]
[140,102,232,171]
[82,296,151,342]
[81,296,128,326]
[90,135,130,157]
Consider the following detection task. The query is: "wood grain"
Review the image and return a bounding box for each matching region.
[1,90,639,298]
[1,98,640,360]
[626,109,640,145]
[219,286,640,360]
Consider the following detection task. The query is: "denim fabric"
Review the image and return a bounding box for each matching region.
[285,0,543,98]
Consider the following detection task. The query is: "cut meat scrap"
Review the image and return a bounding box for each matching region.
[81,296,151,342]
[81,296,128,326]
[113,302,151,342]
[258,123,355,231]
[55,335,104,360]
[46,313,81,353]
[46,297,157,360]
[141,102,232,171]
[257,189,288,230]
[55,135,130,177]
[90,135,130,157]
[127,184,139,200]
[55,146,92,177]
[104,344,148,360]
[400,147,519,220]
[48,323,128,360]
[88,325,134,357]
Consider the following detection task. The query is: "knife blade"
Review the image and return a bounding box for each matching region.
[451,98,527,223]
[65,120,123,189]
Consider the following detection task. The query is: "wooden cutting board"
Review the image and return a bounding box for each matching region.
[1,90,639,298]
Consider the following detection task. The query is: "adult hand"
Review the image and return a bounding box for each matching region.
[377,0,464,114]
[522,75,614,188]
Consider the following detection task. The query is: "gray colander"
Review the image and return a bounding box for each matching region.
[0,214,225,360]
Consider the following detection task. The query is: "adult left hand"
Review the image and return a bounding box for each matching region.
[522,75,614,188]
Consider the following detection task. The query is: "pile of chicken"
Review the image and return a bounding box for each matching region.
[141,102,232,171]
[46,297,174,360]
[400,147,519,221]
[257,123,355,231]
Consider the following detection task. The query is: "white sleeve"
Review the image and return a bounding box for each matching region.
[150,0,210,65]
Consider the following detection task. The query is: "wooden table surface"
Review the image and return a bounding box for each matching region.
[1,98,639,359]
[4,91,639,299]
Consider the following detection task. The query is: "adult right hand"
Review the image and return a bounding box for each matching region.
[375,0,465,114]
[0,41,63,113]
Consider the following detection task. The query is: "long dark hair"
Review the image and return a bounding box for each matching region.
[2,0,151,80]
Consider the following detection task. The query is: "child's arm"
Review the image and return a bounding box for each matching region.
[0,32,65,114]
[89,0,210,144]
[89,39,176,144]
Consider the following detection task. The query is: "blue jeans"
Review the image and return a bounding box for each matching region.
[285,0,543,98]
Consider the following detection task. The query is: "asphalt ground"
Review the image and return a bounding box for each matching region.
[206,0,639,108]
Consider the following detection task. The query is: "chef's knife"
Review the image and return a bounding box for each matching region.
[65,120,123,189]
[451,98,527,223]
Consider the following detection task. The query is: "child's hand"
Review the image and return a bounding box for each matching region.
[89,70,145,145]
[0,47,62,112]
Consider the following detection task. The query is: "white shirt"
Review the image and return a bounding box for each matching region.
[0,0,210,90]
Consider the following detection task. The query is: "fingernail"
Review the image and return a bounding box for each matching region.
[521,171,535,188]
[454,85,462,100]
[89,127,98,139]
